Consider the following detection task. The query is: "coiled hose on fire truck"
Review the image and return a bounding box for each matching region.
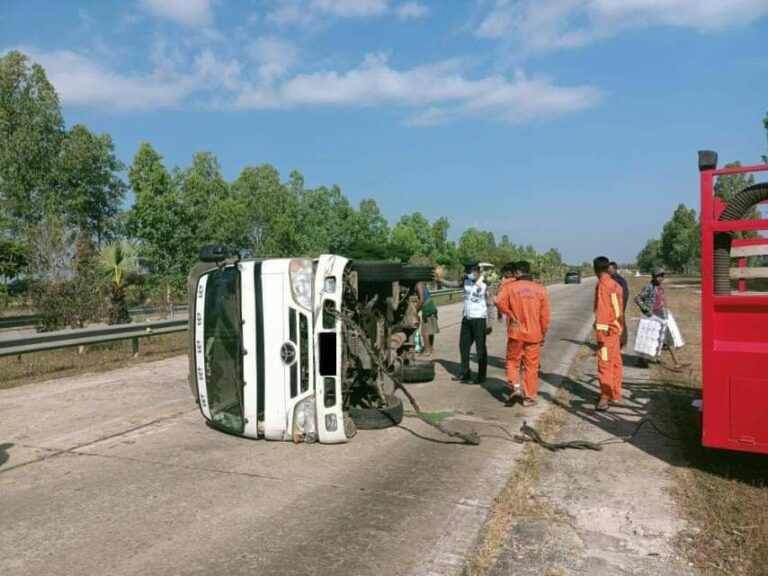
[714,182,768,295]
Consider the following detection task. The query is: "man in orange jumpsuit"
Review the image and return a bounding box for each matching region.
[593,256,624,411]
[495,261,550,407]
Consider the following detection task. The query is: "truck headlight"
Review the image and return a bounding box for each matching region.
[290,259,313,311]
[292,397,317,443]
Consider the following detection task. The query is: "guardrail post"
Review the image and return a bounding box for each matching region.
[132,337,140,358]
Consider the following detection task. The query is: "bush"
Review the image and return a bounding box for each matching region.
[30,280,80,331]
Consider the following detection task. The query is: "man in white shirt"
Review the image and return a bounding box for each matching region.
[437,261,495,383]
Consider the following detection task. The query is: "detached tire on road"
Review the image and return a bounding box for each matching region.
[349,395,404,430]
[351,261,403,283]
[402,361,436,383]
[399,265,435,283]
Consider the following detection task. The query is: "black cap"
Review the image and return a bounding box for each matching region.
[463,260,480,271]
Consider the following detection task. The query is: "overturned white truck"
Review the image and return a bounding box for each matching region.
[187,246,437,443]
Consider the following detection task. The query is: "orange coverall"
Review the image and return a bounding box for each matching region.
[495,279,550,399]
[594,274,624,402]
[494,277,516,322]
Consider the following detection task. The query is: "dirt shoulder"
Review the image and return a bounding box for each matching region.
[466,313,697,576]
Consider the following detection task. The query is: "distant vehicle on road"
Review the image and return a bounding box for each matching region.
[187,247,436,444]
[564,271,582,284]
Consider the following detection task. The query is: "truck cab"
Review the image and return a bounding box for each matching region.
[187,249,435,444]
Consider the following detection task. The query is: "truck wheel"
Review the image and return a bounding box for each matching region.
[399,265,435,283]
[402,361,436,383]
[344,414,358,439]
[349,395,404,430]
[351,261,403,283]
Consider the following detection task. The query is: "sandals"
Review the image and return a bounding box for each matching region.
[522,398,537,408]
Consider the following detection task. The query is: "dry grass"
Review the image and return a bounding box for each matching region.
[463,379,578,576]
[0,333,186,389]
[627,275,768,576]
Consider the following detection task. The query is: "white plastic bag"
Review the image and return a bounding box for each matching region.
[634,316,666,357]
[666,312,685,348]
[414,328,424,354]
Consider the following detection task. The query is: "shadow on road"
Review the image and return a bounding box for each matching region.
[434,358,512,405]
[0,442,14,468]
[538,368,768,484]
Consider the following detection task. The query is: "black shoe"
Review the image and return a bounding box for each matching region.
[471,376,486,384]
[452,373,471,382]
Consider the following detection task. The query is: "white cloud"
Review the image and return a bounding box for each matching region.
[476,0,768,52]
[312,0,389,18]
[139,0,214,28]
[248,37,299,82]
[16,47,191,110]
[234,53,602,124]
[267,0,389,26]
[10,45,244,111]
[396,1,428,20]
[8,47,600,124]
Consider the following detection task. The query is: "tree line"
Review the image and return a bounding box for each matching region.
[636,115,768,274]
[0,51,570,330]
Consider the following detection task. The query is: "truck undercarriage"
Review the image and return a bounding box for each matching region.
[187,249,437,443]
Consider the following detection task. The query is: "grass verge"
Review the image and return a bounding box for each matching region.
[462,351,588,576]
[630,276,768,576]
[0,332,186,390]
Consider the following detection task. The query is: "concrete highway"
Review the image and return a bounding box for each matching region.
[0,280,596,576]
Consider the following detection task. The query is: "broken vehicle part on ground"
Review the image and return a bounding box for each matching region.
[187,250,436,444]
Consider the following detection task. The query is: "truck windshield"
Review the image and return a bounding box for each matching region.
[203,266,244,433]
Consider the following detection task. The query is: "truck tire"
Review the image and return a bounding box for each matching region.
[351,261,403,283]
[349,395,404,429]
[399,265,435,283]
[402,361,436,383]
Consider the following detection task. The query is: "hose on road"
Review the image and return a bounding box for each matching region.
[395,379,481,445]
[515,417,682,452]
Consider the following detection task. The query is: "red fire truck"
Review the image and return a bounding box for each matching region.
[699,150,768,454]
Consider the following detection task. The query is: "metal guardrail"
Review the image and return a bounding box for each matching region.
[0,315,41,330]
[0,305,189,331]
[128,304,189,316]
[0,319,187,357]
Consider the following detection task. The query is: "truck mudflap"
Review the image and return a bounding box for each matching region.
[314,255,350,444]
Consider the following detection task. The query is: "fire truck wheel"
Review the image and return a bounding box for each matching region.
[349,395,404,430]
[350,261,403,283]
[401,361,436,383]
[399,265,436,283]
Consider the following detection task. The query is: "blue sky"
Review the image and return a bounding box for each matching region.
[2,0,767,263]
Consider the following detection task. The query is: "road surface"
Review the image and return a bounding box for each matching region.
[0,280,596,576]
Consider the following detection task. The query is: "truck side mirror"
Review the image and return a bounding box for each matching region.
[199,244,233,263]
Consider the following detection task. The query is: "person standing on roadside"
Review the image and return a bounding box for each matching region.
[609,261,629,348]
[593,256,624,411]
[418,281,439,356]
[634,268,687,369]
[435,261,495,384]
[495,261,550,407]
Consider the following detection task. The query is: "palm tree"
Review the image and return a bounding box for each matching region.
[98,241,137,325]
